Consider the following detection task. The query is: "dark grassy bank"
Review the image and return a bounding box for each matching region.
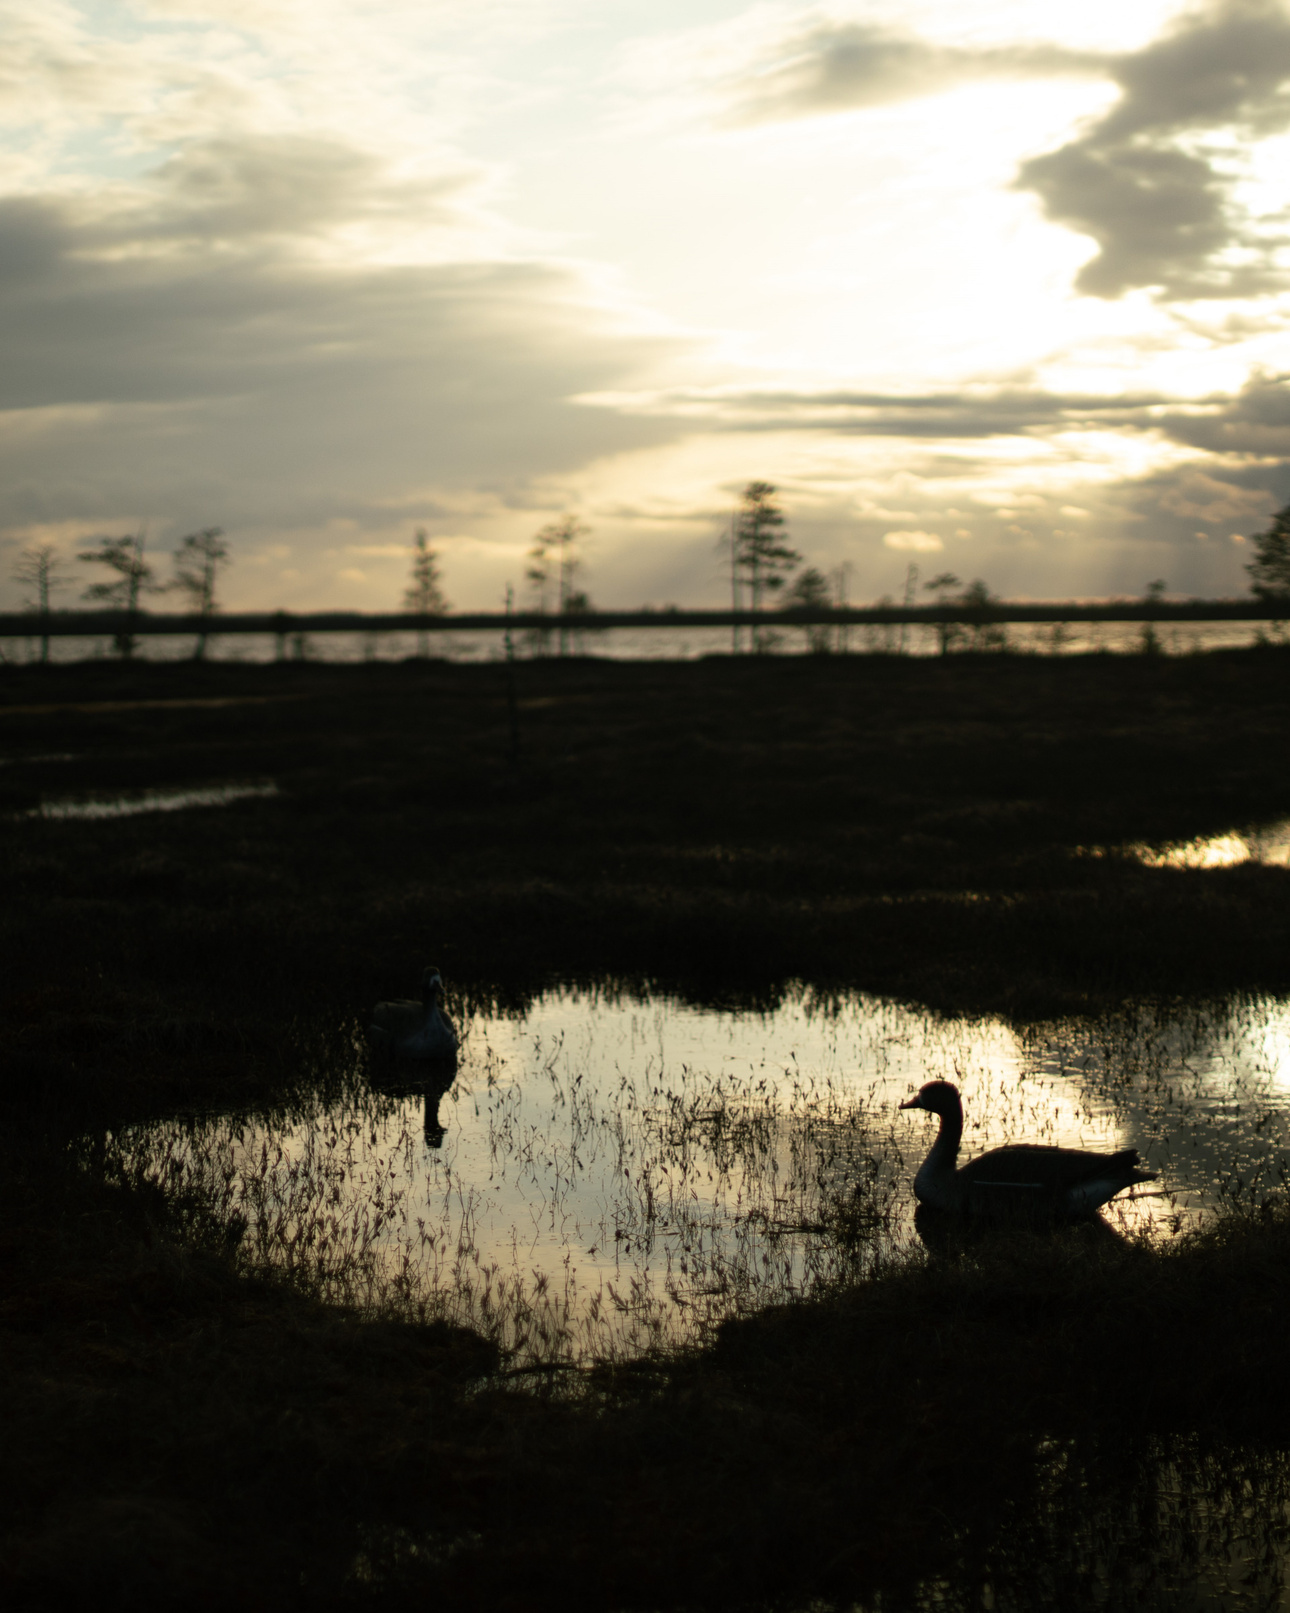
[4,648,1290,1115]
[3,647,1290,1608]
[7,1146,1290,1611]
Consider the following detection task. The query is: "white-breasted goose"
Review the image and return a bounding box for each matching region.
[369,966,459,1060]
[899,1080,1156,1217]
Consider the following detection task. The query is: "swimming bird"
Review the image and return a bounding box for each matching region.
[899,1080,1156,1218]
[369,966,459,1060]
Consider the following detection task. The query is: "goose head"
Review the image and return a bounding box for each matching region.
[899,1080,961,1116]
[420,966,445,1006]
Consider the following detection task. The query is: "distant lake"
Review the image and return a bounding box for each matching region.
[14,619,1285,664]
[111,988,1290,1364]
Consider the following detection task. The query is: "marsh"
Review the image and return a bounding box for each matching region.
[4,648,1290,1609]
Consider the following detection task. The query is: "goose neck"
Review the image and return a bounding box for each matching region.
[927,1101,963,1172]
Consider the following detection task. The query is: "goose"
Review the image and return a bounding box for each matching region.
[899,1080,1155,1218]
[369,966,459,1060]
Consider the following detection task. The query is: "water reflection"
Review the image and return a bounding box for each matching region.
[114,989,1290,1362]
[368,1055,457,1149]
[1127,818,1290,869]
[28,782,278,820]
[903,1433,1290,1613]
[16,619,1286,666]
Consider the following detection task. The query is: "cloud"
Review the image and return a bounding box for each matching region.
[1016,0,1290,299]
[0,137,685,560]
[711,2,1290,304]
[131,134,482,246]
[4,1,1286,614]
[1114,458,1283,546]
[592,374,1290,479]
[1157,468,1273,520]
[1154,370,1290,454]
[0,2,164,132]
[723,22,1104,122]
[883,529,943,551]
[584,383,1172,439]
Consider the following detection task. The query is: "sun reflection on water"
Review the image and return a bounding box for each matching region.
[1126,818,1290,869]
[113,989,1290,1363]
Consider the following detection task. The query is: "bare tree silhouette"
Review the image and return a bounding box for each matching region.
[734,482,800,652]
[783,565,833,653]
[528,516,590,656]
[1247,506,1290,602]
[78,533,156,658]
[170,527,230,660]
[923,571,962,656]
[11,543,66,663]
[403,530,449,656]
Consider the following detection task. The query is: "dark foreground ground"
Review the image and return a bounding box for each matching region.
[3,648,1290,1609]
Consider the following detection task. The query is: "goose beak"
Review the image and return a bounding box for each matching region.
[898,1095,921,1110]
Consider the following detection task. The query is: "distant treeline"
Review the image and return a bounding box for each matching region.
[6,494,1289,660]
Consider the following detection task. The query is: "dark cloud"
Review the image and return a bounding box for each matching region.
[1155,370,1290,453]
[0,140,685,539]
[1016,1,1290,299]
[134,135,478,244]
[1017,140,1244,299]
[631,375,1290,481]
[727,3,1290,303]
[1100,0,1290,139]
[1110,458,1287,557]
[623,385,1171,438]
[728,22,1102,121]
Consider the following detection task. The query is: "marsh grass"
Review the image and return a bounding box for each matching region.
[96,1009,913,1368]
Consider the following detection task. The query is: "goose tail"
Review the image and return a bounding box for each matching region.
[1112,1147,1158,1186]
[1065,1148,1157,1214]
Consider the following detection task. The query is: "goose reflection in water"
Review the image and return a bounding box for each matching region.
[368,1056,457,1148]
[912,1201,1128,1258]
[368,966,460,1146]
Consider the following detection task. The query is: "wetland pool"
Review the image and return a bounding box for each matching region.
[113,988,1290,1362]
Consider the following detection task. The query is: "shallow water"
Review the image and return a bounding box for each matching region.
[117,989,1290,1361]
[1129,818,1290,869]
[28,782,278,819]
[11,618,1285,665]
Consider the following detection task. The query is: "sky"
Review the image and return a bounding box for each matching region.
[2,0,1290,611]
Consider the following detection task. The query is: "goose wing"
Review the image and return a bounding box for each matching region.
[370,998,424,1039]
[401,1007,458,1058]
[959,1144,1155,1212]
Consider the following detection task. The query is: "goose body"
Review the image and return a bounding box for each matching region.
[900,1080,1155,1218]
[369,966,459,1060]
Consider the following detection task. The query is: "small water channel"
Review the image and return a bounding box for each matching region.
[27,782,278,820]
[110,988,1290,1364]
